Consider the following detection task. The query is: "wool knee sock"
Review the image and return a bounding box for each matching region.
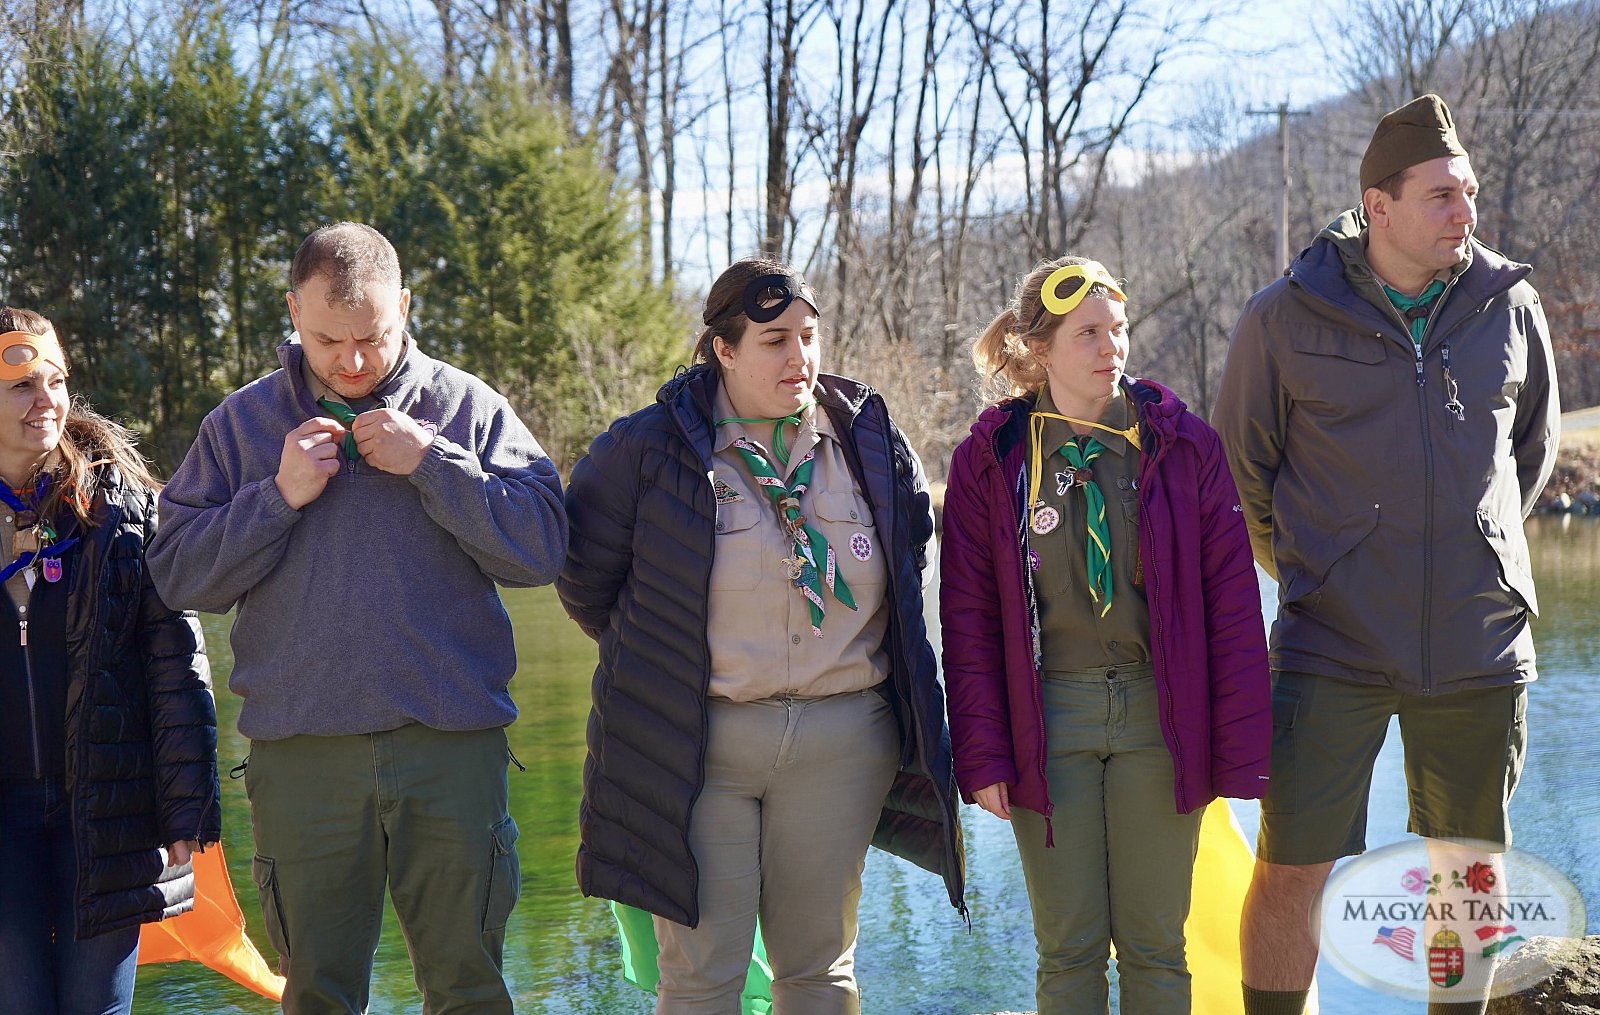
[1242,983,1310,1015]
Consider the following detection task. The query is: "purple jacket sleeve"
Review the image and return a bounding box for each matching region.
[1192,424,1272,801]
[938,437,1017,801]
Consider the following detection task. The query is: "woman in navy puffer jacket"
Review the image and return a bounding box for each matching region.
[0,306,219,1015]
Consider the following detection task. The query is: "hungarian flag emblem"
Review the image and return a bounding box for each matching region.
[1429,927,1465,987]
[1476,924,1526,958]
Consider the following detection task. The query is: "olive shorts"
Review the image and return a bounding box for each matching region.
[1258,671,1528,865]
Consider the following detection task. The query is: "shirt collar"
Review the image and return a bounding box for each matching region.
[711,384,832,455]
[1038,384,1131,458]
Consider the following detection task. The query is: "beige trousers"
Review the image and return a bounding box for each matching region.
[654,688,900,1014]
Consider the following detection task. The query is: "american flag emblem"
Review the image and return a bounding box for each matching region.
[1373,925,1416,961]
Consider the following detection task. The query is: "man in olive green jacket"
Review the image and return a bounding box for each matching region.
[1215,95,1559,1015]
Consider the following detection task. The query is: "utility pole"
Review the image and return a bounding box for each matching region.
[1247,101,1310,271]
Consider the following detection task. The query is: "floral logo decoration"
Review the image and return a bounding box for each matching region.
[1422,861,1497,896]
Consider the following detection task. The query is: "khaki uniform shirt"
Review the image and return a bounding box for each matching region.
[1030,385,1151,671]
[705,389,890,701]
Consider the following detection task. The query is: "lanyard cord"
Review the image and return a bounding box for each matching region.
[715,400,816,468]
[1026,410,1140,514]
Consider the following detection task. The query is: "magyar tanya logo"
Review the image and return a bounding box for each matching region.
[1321,840,1586,1002]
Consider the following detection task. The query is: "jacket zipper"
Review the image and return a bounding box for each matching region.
[1135,429,1186,806]
[20,615,43,777]
[852,396,965,914]
[991,425,1053,842]
[1410,274,1458,694]
[1413,340,1435,691]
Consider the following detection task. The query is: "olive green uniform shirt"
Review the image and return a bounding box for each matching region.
[704,388,890,701]
[1030,385,1151,671]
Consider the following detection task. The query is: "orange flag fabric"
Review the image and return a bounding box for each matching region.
[137,842,285,1001]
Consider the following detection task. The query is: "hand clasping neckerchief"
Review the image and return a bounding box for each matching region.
[1027,405,1141,617]
[316,397,363,463]
[716,402,857,636]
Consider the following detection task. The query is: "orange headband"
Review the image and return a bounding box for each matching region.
[0,330,69,381]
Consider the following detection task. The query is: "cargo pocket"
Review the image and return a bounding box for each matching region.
[482,815,521,932]
[252,855,290,964]
[1260,685,1301,816]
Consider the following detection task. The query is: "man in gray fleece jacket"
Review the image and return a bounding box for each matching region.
[148,222,567,1014]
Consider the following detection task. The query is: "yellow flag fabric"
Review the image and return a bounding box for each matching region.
[136,843,285,1001]
[1188,800,1317,1015]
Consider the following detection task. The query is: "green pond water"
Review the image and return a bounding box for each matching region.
[132,516,1600,1013]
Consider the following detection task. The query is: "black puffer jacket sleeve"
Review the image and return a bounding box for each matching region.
[137,490,221,846]
[558,415,643,641]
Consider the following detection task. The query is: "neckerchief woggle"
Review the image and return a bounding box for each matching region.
[1384,278,1447,344]
[316,397,363,463]
[1028,405,1140,618]
[1,474,79,584]
[717,403,856,637]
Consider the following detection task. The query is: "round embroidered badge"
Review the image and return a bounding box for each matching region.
[849,532,873,562]
[1030,506,1060,535]
[1028,549,1040,572]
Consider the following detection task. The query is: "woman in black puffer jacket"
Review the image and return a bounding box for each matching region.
[0,307,220,1015]
[560,258,964,1014]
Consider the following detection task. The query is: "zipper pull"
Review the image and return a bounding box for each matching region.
[1414,342,1425,386]
[19,618,27,647]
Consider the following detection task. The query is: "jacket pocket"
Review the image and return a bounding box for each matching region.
[1277,504,1380,609]
[252,854,290,963]
[1283,327,1397,423]
[1476,510,1538,615]
[1288,326,1387,363]
[482,815,521,932]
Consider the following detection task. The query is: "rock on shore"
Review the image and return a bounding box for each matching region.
[1487,936,1600,1013]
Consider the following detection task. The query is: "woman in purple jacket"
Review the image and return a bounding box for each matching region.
[941,256,1271,1014]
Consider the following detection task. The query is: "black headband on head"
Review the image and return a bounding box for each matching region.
[713,272,821,326]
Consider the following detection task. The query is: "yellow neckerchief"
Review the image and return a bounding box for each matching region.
[1026,394,1141,526]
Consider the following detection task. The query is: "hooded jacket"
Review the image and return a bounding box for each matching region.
[941,377,1271,823]
[1214,211,1560,691]
[67,465,220,938]
[557,365,965,927]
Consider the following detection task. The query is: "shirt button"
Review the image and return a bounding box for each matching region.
[3,515,10,523]
[791,634,801,645]
[1108,640,1119,650]
[849,510,858,520]
[716,521,724,532]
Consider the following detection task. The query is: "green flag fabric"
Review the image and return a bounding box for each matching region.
[610,902,773,1014]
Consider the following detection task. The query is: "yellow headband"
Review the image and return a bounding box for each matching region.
[0,330,69,381]
[1037,262,1127,322]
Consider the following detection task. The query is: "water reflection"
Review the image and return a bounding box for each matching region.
[133,520,1599,1013]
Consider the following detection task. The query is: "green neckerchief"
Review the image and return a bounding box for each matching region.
[723,432,856,638]
[1383,278,1447,344]
[1057,435,1113,616]
[316,397,362,463]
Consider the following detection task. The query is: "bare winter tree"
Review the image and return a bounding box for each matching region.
[1327,0,1475,108]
